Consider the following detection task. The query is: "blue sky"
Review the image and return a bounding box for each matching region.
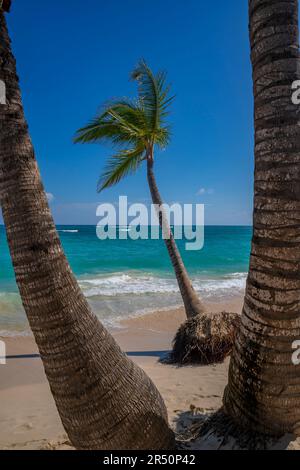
[5,0,254,225]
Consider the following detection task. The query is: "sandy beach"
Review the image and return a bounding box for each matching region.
[0,298,243,450]
[2,295,300,451]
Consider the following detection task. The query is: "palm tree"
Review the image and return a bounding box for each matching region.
[223,0,300,436]
[0,4,174,450]
[75,61,238,364]
[75,60,205,320]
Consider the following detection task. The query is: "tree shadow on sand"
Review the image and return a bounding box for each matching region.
[3,350,171,361]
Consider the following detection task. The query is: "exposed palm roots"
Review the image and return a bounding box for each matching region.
[167,312,240,365]
[176,409,283,450]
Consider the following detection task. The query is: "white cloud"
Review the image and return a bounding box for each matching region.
[197,188,206,195]
[46,193,55,203]
[196,188,214,196]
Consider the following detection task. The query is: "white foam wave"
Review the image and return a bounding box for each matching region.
[0,272,247,333]
[58,230,79,233]
[80,274,178,297]
[79,272,247,298]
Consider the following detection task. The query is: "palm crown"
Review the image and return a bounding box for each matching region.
[74,60,174,192]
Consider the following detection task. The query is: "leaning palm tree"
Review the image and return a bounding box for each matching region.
[223,0,300,436]
[0,3,174,450]
[75,60,238,364]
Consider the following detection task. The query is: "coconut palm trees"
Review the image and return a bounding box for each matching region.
[75,60,205,321]
[224,0,300,435]
[0,3,174,450]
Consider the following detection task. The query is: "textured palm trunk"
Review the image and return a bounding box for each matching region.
[223,0,300,435]
[0,9,174,450]
[147,157,205,319]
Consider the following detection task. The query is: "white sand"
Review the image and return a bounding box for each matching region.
[1,296,299,450]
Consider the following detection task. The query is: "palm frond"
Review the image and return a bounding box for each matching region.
[75,61,174,192]
[155,126,172,149]
[131,59,175,137]
[74,99,147,147]
[98,145,145,192]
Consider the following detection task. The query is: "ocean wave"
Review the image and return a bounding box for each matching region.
[79,272,247,298]
[58,230,79,233]
[79,274,178,297]
[0,272,247,333]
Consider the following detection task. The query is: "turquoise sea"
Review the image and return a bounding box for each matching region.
[0,225,252,335]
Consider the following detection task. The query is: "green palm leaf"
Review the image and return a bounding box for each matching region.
[131,59,175,137]
[74,100,147,146]
[74,60,174,189]
[98,145,145,192]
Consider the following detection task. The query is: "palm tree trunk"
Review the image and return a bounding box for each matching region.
[224,0,300,436]
[147,156,205,319]
[0,8,174,450]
